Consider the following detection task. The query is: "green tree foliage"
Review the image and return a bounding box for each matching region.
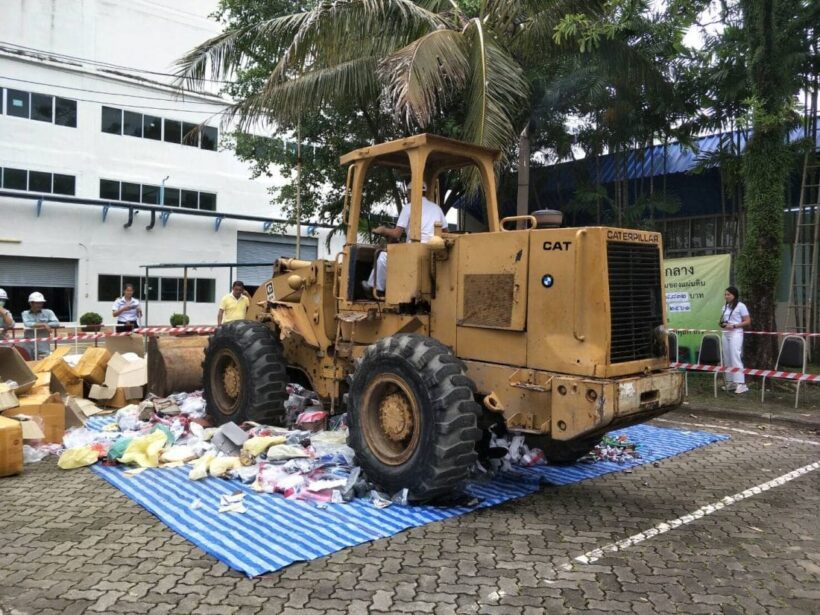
[735,0,810,364]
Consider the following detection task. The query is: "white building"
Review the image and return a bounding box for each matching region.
[0,0,341,329]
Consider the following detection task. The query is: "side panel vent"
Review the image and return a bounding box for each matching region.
[461,274,514,328]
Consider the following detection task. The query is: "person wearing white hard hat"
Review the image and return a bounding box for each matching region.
[21,291,60,358]
[363,182,447,294]
[0,289,13,339]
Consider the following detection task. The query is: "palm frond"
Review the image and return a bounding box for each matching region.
[462,19,530,152]
[380,29,470,127]
[226,58,382,127]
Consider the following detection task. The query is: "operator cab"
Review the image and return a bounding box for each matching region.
[339,134,502,304]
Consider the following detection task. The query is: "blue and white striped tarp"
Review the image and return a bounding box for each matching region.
[90,424,727,577]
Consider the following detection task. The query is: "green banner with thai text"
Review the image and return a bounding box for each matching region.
[664,254,731,360]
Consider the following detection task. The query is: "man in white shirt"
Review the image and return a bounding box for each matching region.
[364,183,448,294]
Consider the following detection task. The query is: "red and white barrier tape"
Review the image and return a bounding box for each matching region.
[671,328,820,337]
[671,362,820,382]
[0,326,216,346]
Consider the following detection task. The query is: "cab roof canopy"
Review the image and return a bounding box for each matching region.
[339,133,501,172]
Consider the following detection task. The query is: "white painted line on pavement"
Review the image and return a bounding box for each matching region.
[560,459,820,570]
[656,418,820,446]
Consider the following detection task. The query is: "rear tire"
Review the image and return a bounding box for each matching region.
[348,334,481,501]
[203,321,287,426]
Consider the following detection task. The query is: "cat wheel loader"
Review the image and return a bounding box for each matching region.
[203,134,684,501]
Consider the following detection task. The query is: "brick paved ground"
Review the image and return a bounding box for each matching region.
[1,414,818,614]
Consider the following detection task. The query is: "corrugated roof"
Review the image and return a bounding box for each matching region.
[572,122,819,184]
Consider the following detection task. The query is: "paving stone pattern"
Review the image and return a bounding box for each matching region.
[1,417,818,614]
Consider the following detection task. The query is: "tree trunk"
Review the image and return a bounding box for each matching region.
[516,125,531,226]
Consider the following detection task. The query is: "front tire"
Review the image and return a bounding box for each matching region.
[203,321,287,426]
[348,334,482,502]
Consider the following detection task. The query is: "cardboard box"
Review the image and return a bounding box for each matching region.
[0,389,19,411]
[89,384,144,409]
[3,392,65,444]
[16,415,46,441]
[0,347,37,394]
[50,360,83,397]
[67,396,108,418]
[0,415,24,477]
[31,346,71,373]
[106,335,145,358]
[104,353,148,388]
[75,347,111,385]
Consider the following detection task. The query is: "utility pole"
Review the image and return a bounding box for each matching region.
[295,119,302,260]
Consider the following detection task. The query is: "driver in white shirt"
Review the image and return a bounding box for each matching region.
[363,183,447,294]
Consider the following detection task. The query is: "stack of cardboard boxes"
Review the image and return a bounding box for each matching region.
[0,337,148,476]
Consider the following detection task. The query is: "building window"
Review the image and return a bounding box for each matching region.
[98,275,176,303]
[98,275,122,302]
[55,98,77,127]
[143,115,162,140]
[182,122,199,147]
[100,105,217,150]
[201,126,218,151]
[28,171,52,192]
[196,279,215,303]
[2,168,27,190]
[123,110,143,138]
[164,119,182,144]
[0,167,76,195]
[30,93,53,122]
[141,184,160,204]
[181,189,199,209]
[53,174,76,195]
[121,182,141,203]
[100,179,120,200]
[163,187,180,207]
[102,106,122,134]
[199,192,217,211]
[6,89,30,118]
[99,179,216,210]
[4,88,77,126]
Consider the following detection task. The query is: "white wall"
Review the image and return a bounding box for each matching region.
[0,1,347,326]
[0,0,224,84]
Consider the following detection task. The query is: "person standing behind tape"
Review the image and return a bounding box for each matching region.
[0,289,14,339]
[112,283,142,332]
[217,281,250,325]
[719,286,751,394]
[22,291,60,358]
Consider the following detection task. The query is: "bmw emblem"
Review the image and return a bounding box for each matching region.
[542,274,554,288]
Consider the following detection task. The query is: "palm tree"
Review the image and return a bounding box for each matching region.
[177,0,530,157]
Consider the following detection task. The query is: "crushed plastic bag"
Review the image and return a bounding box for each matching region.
[312,441,355,465]
[160,445,199,464]
[179,395,206,418]
[209,456,242,477]
[189,452,215,480]
[63,427,115,450]
[58,445,99,470]
[116,405,142,432]
[107,437,133,461]
[243,436,287,456]
[22,445,49,464]
[265,444,310,460]
[119,430,168,468]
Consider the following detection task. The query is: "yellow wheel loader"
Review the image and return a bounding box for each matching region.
[203,134,684,500]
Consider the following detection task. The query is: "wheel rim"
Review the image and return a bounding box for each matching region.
[361,373,421,466]
[211,348,242,415]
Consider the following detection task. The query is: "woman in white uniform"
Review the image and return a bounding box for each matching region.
[719,286,751,393]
